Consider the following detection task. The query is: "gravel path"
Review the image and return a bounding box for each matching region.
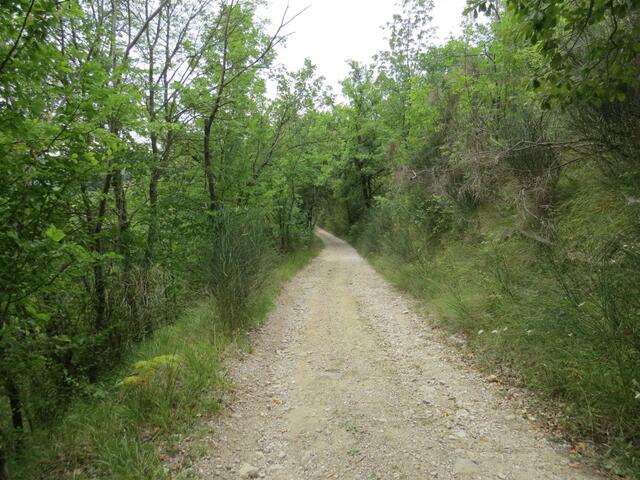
[191,229,602,480]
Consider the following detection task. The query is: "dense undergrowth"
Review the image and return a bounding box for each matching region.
[5,242,318,479]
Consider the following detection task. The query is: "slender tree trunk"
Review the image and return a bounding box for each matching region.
[203,116,218,211]
[361,175,370,208]
[6,380,23,438]
[92,170,113,331]
[146,133,173,262]
[202,2,229,213]
[144,21,159,261]
[112,167,138,328]
[112,169,130,258]
[146,162,161,261]
[0,446,8,480]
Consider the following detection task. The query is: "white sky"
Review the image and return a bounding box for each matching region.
[259,0,468,92]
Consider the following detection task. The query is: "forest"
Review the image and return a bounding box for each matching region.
[1,0,639,478]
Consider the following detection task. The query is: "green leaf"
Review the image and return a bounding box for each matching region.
[25,303,50,321]
[45,224,65,242]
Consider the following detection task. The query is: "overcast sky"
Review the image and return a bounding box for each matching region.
[258,0,468,92]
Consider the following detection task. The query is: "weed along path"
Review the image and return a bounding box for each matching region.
[190,229,601,480]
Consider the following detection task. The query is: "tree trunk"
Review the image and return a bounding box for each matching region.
[146,164,161,261]
[113,168,138,327]
[0,448,8,480]
[203,117,218,211]
[112,169,130,258]
[6,380,23,436]
[92,170,113,332]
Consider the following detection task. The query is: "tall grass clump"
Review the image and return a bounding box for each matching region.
[548,230,640,444]
[205,208,277,329]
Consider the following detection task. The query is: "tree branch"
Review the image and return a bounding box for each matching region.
[0,0,36,76]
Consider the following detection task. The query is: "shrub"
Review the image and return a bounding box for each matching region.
[498,110,560,235]
[351,191,454,262]
[204,209,277,329]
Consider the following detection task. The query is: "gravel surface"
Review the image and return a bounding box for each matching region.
[190,229,602,480]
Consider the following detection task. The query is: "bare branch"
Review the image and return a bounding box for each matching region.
[123,0,170,62]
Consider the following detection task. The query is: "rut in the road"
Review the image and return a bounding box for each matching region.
[190,229,601,480]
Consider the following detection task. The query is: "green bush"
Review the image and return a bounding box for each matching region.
[351,190,454,261]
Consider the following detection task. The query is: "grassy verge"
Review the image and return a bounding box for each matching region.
[9,243,320,480]
[365,247,639,478]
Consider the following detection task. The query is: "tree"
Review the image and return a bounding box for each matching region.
[466,0,640,104]
[339,62,387,212]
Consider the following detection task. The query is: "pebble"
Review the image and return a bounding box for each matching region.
[238,462,259,479]
[453,458,480,475]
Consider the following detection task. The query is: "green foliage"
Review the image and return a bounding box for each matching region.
[0,0,329,476]
[352,191,454,261]
[7,299,226,479]
[119,354,182,387]
[467,0,640,104]
[6,243,319,479]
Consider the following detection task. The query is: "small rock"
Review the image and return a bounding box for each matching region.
[239,462,259,479]
[453,458,480,476]
[487,374,498,383]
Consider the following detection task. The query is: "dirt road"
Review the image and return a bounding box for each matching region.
[192,229,600,480]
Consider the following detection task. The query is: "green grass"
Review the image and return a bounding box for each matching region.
[8,242,321,480]
[348,171,640,478]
